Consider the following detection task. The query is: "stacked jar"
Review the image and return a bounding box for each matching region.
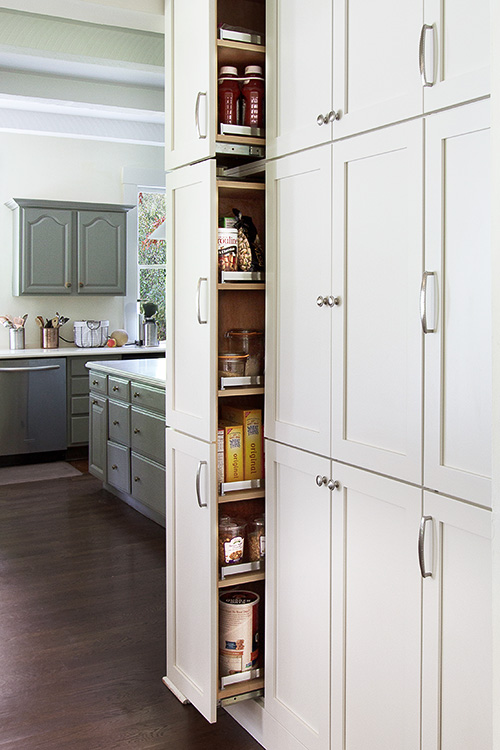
[218,514,265,568]
[218,64,265,131]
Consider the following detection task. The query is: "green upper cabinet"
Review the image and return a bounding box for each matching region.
[6,199,133,296]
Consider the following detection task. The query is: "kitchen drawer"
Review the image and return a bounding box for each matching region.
[71,376,90,397]
[89,371,107,395]
[107,441,130,493]
[131,452,165,519]
[130,382,164,414]
[108,376,130,402]
[108,400,130,447]
[70,414,89,445]
[71,395,89,415]
[131,408,165,465]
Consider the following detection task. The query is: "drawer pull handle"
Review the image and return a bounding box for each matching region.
[134,428,141,434]
[111,464,118,470]
[92,380,99,385]
[133,392,140,398]
[134,476,141,482]
[65,281,72,288]
[112,420,119,425]
[112,385,119,392]
[92,399,98,405]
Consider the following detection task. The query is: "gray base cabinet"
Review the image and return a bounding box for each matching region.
[6,198,133,296]
[88,363,165,526]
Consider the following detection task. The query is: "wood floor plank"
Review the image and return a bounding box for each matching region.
[0,473,263,749]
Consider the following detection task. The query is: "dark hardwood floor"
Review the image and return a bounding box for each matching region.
[0,470,263,749]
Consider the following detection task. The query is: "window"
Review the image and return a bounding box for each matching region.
[137,190,166,340]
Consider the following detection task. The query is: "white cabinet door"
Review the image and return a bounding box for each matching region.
[265,146,332,456]
[164,0,216,170]
[331,463,421,750]
[265,440,331,750]
[166,160,217,443]
[165,429,217,723]
[333,0,422,139]
[422,0,490,113]
[424,100,491,506]
[266,0,333,158]
[420,492,492,750]
[332,121,423,484]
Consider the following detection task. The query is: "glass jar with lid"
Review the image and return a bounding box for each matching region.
[248,515,265,561]
[219,516,247,567]
[218,352,249,379]
[224,329,264,376]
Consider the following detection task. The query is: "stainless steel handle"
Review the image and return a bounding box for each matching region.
[420,271,437,334]
[327,479,340,491]
[196,460,208,508]
[327,110,340,123]
[317,295,340,308]
[0,365,61,372]
[419,24,435,87]
[317,113,326,126]
[316,475,328,486]
[317,296,325,307]
[197,277,208,324]
[195,91,207,139]
[418,515,433,578]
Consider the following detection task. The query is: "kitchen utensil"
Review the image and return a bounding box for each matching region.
[142,302,158,319]
[35,316,44,328]
[0,316,14,329]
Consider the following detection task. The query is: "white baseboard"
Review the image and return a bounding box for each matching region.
[225,698,308,750]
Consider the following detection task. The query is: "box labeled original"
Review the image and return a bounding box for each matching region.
[220,407,263,481]
[219,421,244,482]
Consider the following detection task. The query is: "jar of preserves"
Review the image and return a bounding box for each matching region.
[218,65,240,127]
[241,65,264,128]
[219,516,247,566]
[248,515,265,561]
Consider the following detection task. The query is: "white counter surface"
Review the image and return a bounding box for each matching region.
[85,357,166,388]
[0,342,166,359]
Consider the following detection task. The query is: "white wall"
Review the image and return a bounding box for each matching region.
[0,131,161,349]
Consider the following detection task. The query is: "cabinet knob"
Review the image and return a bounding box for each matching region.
[112,420,119,425]
[134,476,141,482]
[133,428,140,434]
[133,392,140,398]
[327,479,341,491]
[79,282,84,288]
[326,295,340,307]
[111,464,118,470]
[327,110,340,123]
[317,113,326,126]
[315,475,328,487]
[92,399,98,405]
[65,281,72,288]
[112,385,119,391]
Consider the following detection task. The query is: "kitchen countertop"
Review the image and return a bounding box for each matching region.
[0,342,166,359]
[85,357,166,388]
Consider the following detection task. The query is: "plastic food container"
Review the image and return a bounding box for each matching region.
[225,329,264,376]
[219,516,247,566]
[218,352,248,378]
[218,228,238,272]
[248,515,265,561]
[74,320,109,347]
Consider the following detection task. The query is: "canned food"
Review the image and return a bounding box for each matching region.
[219,590,259,676]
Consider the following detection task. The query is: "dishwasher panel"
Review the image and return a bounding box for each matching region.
[0,358,67,455]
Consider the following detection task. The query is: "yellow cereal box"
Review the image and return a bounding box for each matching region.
[220,407,263,481]
[219,422,244,483]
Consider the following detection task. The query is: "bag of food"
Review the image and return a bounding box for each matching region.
[232,209,265,272]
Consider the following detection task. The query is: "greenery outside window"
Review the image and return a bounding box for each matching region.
[138,190,166,340]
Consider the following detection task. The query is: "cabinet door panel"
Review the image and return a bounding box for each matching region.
[166,160,216,442]
[331,464,421,750]
[265,440,331,750]
[333,0,422,139]
[77,211,126,294]
[165,0,215,170]
[266,0,332,158]
[21,208,72,294]
[421,493,492,750]
[265,146,332,456]
[88,394,107,481]
[332,121,423,483]
[423,0,489,112]
[165,430,217,723]
[424,101,491,505]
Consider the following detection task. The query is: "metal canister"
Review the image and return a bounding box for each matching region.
[219,590,259,676]
[144,320,158,347]
[9,328,25,350]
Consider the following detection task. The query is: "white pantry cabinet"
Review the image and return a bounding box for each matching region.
[331,120,423,484]
[265,441,331,750]
[420,493,492,750]
[267,0,490,157]
[164,429,218,723]
[265,145,332,456]
[423,100,491,507]
[165,159,217,443]
[164,0,216,170]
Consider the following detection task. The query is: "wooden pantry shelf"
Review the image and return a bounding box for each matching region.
[216,134,266,147]
[218,569,265,588]
[217,179,265,192]
[217,283,265,291]
[218,387,264,397]
[218,488,265,504]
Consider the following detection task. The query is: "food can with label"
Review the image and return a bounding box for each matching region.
[219,590,259,676]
